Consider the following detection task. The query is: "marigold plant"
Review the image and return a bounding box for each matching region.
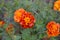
[1,0,60,40]
[53,0,60,11]
[14,8,36,28]
[46,21,60,37]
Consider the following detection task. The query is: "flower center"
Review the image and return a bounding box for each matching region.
[24,17,30,25]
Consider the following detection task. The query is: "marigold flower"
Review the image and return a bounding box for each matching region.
[53,1,60,11]
[6,24,14,33]
[14,8,26,22]
[46,21,60,37]
[14,8,35,28]
[0,21,5,27]
[20,12,35,28]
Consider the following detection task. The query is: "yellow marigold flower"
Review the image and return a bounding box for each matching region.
[53,1,60,11]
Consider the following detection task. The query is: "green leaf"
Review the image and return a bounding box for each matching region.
[2,33,12,40]
[50,37,57,40]
[30,35,37,40]
[3,24,8,29]
[13,35,21,40]
[22,29,31,40]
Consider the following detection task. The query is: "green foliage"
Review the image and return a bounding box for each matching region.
[0,0,60,40]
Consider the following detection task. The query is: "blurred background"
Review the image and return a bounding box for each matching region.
[0,0,60,40]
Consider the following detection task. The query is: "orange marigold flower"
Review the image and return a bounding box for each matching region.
[20,12,35,28]
[0,21,5,27]
[14,8,35,28]
[57,0,60,1]
[46,21,60,37]
[14,8,26,22]
[53,1,60,11]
